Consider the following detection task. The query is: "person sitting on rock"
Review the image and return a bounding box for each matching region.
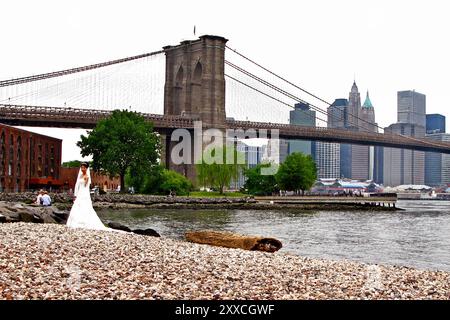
[35,190,44,205]
[41,191,52,207]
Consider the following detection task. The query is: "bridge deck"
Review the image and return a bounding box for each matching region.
[2,104,450,154]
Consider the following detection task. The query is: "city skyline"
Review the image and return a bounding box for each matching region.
[1,0,449,161]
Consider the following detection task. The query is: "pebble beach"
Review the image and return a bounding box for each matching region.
[0,223,449,300]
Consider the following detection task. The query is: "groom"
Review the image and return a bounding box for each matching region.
[41,191,52,206]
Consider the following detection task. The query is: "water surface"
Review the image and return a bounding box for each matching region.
[98,200,450,272]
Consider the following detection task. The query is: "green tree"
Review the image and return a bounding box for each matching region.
[276,152,317,195]
[77,110,160,193]
[159,169,193,196]
[126,164,164,194]
[244,162,279,196]
[125,165,192,196]
[196,144,245,194]
[141,165,165,194]
[62,160,83,168]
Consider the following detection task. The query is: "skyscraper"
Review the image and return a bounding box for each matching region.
[347,81,361,129]
[425,133,450,187]
[373,146,384,184]
[340,83,377,180]
[359,92,383,183]
[426,114,446,134]
[316,142,341,179]
[397,90,426,127]
[383,90,426,186]
[313,99,343,179]
[359,91,377,132]
[383,123,425,186]
[328,98,348,129]
[288,102,316,158]
[424,114,446,186]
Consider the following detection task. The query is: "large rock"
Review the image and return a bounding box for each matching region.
[132,228,160,237]
[51,209,69,224]
[107,222,132,232]
[0,202,21,222]
[0,201,69,224]
[106,222,160,237]
[37,207,62,224]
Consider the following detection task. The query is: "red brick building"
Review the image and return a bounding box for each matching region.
[0,124,62,192]
[60,167,121,193]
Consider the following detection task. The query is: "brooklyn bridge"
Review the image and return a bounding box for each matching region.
[1,35,450,167]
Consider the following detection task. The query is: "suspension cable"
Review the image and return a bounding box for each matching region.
[226,45,387,133]
[225,60,378,135]
[226,46,447,147]
[225,74,329,125]
[0,50,164,88]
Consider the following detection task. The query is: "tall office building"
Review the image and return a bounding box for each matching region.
[383,123,425,186]
[328,98,348,129]
[315,142,341,179]
[426,114,446,134]
[355,91,377,180]
[364,90,384,183]
[425,133,450,187]
[373,146,384,184]
[340,84,377,180]
[327,98,349,179]
[347,81,361,129]
[359,91,377,132]
[383,91,426,186]
[397,90,426,127]
[312,99,344,179]
[288,102,316,158]
[424,114,447,187]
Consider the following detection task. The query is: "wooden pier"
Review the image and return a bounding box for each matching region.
[254,196,398,208]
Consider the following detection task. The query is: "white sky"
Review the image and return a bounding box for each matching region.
[1,0,449,162]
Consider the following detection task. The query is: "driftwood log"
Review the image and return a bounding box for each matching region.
[185,230,282,253]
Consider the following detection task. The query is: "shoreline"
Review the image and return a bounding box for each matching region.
[0,192,402,212]
[0,223,448,300]
[91,202,402,211]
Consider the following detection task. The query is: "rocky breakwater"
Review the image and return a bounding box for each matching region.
[0,201,68,224]
[0,192,74,205]
[0,192,257,210]
[91,194,257,210]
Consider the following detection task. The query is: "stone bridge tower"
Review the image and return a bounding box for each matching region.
[163,35,228,128]
[161,35,228,182]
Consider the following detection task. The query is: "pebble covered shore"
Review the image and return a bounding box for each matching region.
[1,223,449,300]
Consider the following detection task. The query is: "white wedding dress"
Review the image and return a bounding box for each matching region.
[66,167,109,231]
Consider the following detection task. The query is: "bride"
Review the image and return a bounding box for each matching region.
[66,162,111,231]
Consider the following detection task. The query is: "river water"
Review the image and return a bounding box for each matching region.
[98,200,450,272]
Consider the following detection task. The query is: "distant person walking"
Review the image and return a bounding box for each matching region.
[41,191,52,206]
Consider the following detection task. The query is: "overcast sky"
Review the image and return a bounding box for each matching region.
[1,0,449,162]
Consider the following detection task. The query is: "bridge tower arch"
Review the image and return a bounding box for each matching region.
[163,35,228,127]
